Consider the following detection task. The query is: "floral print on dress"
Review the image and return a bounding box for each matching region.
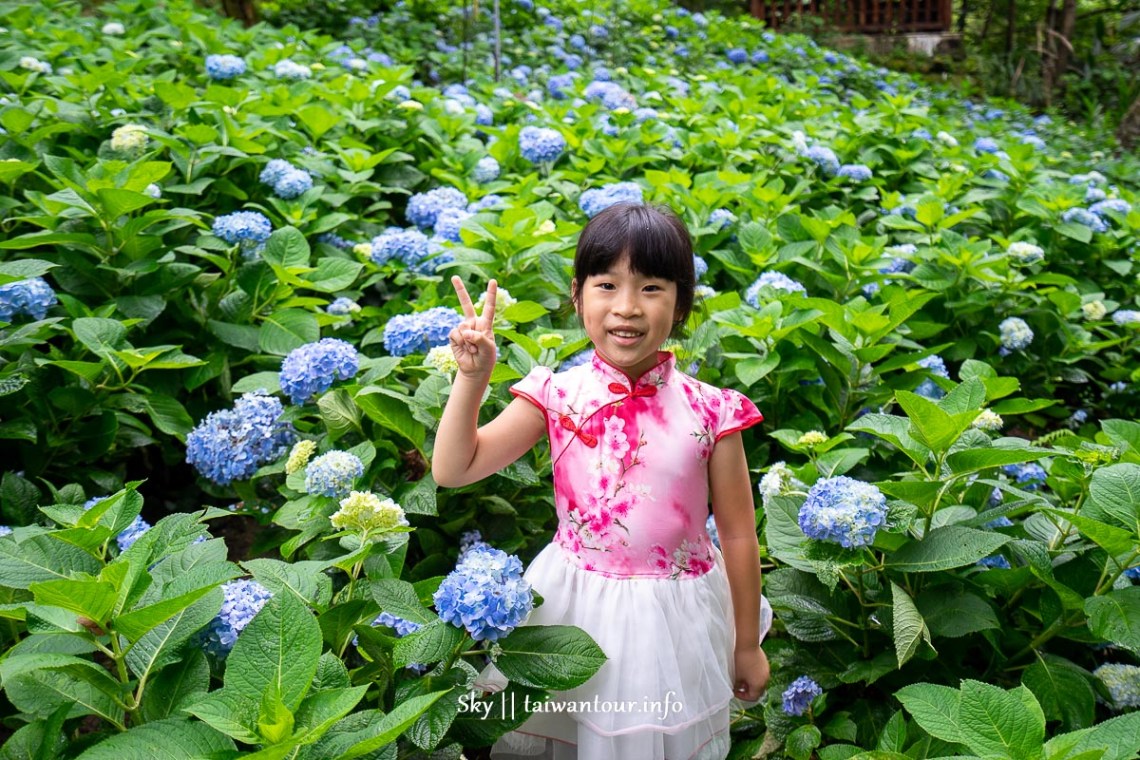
[511,352,763,579]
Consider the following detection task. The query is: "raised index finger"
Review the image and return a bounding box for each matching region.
[481,279,498,327]
[452,275,476,319]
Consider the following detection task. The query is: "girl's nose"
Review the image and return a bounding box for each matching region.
[612,290,643,316]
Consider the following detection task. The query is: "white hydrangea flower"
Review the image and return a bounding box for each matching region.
[936,131,958,147]
[758,462,805,507]
[476,286,516,319]
[331,491,408,535]
[972,409,1003,431]
[285,440,317,475]
[110,124,148,153]
[425,345,459,375]
[102,22,125,35]
[1082,301,1107,321]
[1007,242,1044,265]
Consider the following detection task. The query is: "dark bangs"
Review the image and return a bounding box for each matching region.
[573,202,696,323]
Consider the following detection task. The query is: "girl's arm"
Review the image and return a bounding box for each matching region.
[432,277,546,488]
[710,430,770,701]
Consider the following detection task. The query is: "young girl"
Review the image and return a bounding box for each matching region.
[433,202,772,760]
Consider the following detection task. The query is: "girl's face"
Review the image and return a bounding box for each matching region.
[574,255,680,379]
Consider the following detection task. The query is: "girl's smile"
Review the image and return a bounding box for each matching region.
[575,255,680,380]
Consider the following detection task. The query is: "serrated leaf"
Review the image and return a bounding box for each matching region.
[263,227,311,270]
[339,691,450,759]
[392,620,466,668]
[891,582,932,667]
[957,681,1045,760]
[125,589,223,682]
[888,526,1010,572]
[73,718,235,759]
[1084,464,1140,532]
[356,389,425,450]
[1085,588,1140,654]
[916,588,999,638]
[0,535,101,589]
[493,625,607,690]
[225,592,322,710]
[894,683,964,743]
[1021,655,1095,732]
[259,310,320,356]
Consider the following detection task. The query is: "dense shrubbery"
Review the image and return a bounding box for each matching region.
[1,0,1139,756]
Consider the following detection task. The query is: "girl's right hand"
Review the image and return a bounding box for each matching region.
[449,276,498,379]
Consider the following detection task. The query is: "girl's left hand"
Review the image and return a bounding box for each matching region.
[732,645,770,703]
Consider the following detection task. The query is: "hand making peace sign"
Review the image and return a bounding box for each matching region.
[449,276,498,378]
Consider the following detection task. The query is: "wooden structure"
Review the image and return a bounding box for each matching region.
[749,0,952,33]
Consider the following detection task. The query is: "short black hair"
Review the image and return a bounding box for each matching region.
[573,202,696,326]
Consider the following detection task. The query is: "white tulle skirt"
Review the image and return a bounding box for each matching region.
[474,542,773,760]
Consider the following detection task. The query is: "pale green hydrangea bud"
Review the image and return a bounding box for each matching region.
[797,430,828,447]
[285,440,317,475]
[537,333,564,349]
[426,345,458,375]
[110,124,148,153]
[972,409,1003,431]
[331,491,408,535]
[1082,301,1107,321]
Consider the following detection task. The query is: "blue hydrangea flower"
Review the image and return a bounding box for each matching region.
[914,355,950,400]
[588,23,608,38]
[212,211,273,250]
[1001,462,1047,490]
[200,579,272,659]
[383,307,463,356]
[705,514,720,549]
[326,297,359,318]
[798,476,888,548]
[985,516,1014,529]
[838,164,873,181]
[279,338,360,405]
[561,348,595,369]
[0,277,57,322]
[186,391,295,486]
[726,48,748,64]
[1094,664,1140,710]
[433,545,533,642]
[0,526,12,537]
[274,59,311,79]
[752,49,769,63]
[370,227,431,270]
[373,610,422,638]
[517,0,534,9]
[709,209,736,229]
[519,126,566,164]
[1113,310,1140,326]
[273,168,313,199]
[579,182,643,218]
[547,73,578,99]
[434,207,472,243]
[1062,208,1109,233]
[803,146,840,176]
[460,529,491,559]
[304,451,364,498]
[569,34,587,50]
[977,554,1011,569]
[260,159,293,187]
[974,137,1000,154]
[469,195,506,213]
[205,54,246,81]
[474,104,493,126]
[1124,564,1140,581]
[693,255,708,279]
[911,128,932,141]
[782,676,822,716]
[472,156,500,183]
[317,233,352,250]
[115,515,152,551]
[583,81,636,110]
[745,272,807,307]
[406,187,468,230]
[665,25,679,38]
[999,317,1033,351]
[1090,199,1132,218]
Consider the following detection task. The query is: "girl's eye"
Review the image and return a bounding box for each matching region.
[597,282,615,290]
[644,285,662,292]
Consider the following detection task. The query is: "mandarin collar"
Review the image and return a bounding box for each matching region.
[590,350,675,395]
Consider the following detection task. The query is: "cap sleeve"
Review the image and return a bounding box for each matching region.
[714,388,763,442]
[509,365,553,421]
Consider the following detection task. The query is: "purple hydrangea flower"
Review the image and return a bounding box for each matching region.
[782,676,822,716]
[279,338,360,405]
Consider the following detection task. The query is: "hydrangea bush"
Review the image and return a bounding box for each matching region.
[1,0,1139,756]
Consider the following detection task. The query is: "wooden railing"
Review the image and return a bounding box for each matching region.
[749,0,952,33]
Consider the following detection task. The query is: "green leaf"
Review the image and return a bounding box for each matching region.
[29,579,118,625]
[894,683,964,744]
[493,625,607,691]
[888,526,1011,572]
[125,590,224,681]
[144,394,194,437]
[895,390,973,453]
[1057,222,1093,243]
[225,592,322,710]
[1044,711,1140,760]
[891,582,932,667]
[303,259,364,292]
[1085,588,1140,654]
[4,668,124,725]
[1084,464,1140,533]
[294,686,370,744]
[1021,655,1096,732]
[371,579,437,626]
[957,681,1045,760]
[339,691,450,759]
[114,584,217,641]
[392,620,466,668]
[356,389,426,450]
[74,718,235,759]
[763,496,814,572]
[96,188,153,220]
[184,689,260,743]
[263,227,311,270]
[72,318,128,356]
[138,650,211,722]
[1042,509,1135,558]
[946,447,1052,475]
[785,725,823,760]
[0,535,101,589]
[916,588,999,638]
[242,558,333,610]
[318,389,362,440]
[501,301,548,323]
[258,682,296,745]
[877,710,907,752]
[916,198,945,227]
[259,309,320,355]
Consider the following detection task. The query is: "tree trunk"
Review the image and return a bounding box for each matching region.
[1043,0,1077,102]
[1006,0,1016,52]
[221,0,258,26]
[958,0,969,33]
[1117,94,1140,151]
